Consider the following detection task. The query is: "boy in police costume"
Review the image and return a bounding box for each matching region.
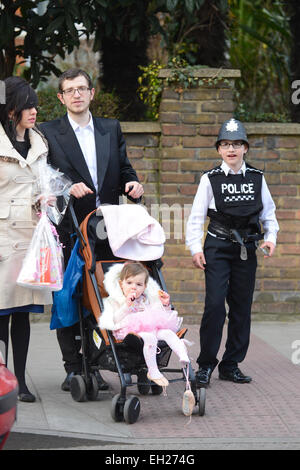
[186,118,279,387]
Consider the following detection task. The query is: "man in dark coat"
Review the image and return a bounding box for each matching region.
[40,68,143,391]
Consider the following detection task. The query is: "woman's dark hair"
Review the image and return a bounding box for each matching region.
[58,68,93,94]
[0,76,38,144]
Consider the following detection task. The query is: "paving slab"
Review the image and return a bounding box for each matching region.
[5,321,300,450]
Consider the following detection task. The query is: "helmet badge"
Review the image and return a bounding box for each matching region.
[226,119,239,132]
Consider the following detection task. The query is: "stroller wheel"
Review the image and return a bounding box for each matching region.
[124,396,140,424]
[151,384,163,395]
[137,370,151,395]
[198,387,206,416]
[86,374,99,401]
[111,394,125,422]
[70,375,86,402]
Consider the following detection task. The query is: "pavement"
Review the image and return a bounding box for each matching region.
[4,320,300,451]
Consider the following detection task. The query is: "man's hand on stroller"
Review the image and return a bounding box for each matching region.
[125,181,144,200]
[70,182,93,198]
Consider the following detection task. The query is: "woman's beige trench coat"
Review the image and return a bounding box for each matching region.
[0,124,52,310]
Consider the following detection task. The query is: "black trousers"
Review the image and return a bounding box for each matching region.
[56,323,83,374]
[197,234,257,372]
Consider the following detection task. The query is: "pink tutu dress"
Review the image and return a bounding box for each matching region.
[113,294,182,341]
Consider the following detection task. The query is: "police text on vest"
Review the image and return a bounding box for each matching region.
[221,183,254,194]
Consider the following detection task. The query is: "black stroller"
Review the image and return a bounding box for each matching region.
[67,200,206,424]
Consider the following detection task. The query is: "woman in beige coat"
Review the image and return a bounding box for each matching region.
[0,77,52,402]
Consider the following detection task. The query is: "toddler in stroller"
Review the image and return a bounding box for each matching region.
[66,202,206,422]
[99,261,190,388]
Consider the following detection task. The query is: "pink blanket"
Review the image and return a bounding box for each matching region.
[98,204,165,260]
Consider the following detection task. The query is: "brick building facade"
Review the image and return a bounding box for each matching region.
[121,68,300,322]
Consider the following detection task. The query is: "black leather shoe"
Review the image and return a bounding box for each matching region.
[94,370,109,391]
[219,367,252,383]
[18,392,36,403]
[195,366,213,388]
[61,372,76,391]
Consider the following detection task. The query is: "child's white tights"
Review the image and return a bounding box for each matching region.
[139,329,189,380]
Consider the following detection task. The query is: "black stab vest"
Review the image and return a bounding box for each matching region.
[206,164,263,230]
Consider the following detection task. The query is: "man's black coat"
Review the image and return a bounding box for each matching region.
[40,114,139,226]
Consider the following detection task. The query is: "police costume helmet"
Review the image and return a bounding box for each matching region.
[215,118,249,149]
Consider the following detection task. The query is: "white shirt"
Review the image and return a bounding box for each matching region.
[186,161,279,255]
[68,113,100,206]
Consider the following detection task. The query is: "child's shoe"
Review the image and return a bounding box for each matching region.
[182,389,195,416]
[147,372,169,387]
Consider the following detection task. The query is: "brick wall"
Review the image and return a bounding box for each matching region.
[121,68,300,322]
[121,122,161,206]
[245,124,300,320]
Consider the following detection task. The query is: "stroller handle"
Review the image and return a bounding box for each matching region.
[68,195,86,247]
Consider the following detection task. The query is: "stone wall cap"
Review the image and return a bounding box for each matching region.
[120,121,300,136]
[158,67,241,78]
[120,122,161,133]
[245,122,300,135]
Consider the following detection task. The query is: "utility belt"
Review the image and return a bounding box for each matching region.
[207,220,264,261]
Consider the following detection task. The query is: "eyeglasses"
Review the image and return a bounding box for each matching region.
[219,141,244,149]
[61,86,91,96]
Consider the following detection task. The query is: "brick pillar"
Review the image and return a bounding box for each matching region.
[158,68,241,321]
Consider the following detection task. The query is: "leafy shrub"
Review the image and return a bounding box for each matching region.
[90,90,121,119]
[138,57,229,121]
[235,102,291,123]
[37,88,64,122]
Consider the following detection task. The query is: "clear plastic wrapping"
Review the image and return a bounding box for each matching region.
[17,212,64,291]
[36,160,73,226]
[16,161,69,292]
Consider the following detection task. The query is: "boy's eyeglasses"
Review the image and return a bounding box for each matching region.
[219,141,244,149]
[61,86,91,96]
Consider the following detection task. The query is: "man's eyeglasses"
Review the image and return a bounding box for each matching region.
[219,141,244,149]
[61,86,91,96]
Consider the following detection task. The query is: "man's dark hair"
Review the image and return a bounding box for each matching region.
[58,68,93,93]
